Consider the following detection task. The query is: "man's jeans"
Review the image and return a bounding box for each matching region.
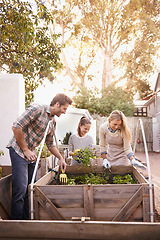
[9,147,36,220]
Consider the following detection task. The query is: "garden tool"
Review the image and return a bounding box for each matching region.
[59,169,67,184]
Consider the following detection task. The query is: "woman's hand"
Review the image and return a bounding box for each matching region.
[131,158,146,170]
[69,151,74,157]
[103,158,111,168]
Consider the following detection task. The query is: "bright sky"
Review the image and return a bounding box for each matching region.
[33,69,160,105]
[33,76,76,105]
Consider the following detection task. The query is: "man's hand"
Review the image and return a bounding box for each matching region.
[23,149,37,162]
[49,146,67,171]
[59,158,67,172]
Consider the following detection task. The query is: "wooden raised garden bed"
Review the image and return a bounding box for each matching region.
[0,165,159,240]
[31,165,155,222]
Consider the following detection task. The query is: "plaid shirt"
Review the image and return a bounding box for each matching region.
[7,104,55,159]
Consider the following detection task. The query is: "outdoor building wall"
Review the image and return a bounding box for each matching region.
[147,100,156,117]
[153,113,160,152]
[156,94,160,114]
[0,74,25,165]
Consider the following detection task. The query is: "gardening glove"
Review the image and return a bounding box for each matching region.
[103,158,111,169]
[131,158,147,170]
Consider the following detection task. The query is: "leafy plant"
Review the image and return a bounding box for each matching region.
[73,147,96,168]
[0,150,4,157]
[0,0,62,105]
[0,150,4,179]
[113,174,136,184]
[67,173,110,185]
[67,173,136,185]
[0,166,2,179]
[73,85,135,116]
[36,143,51,158]
[62,131,72,145]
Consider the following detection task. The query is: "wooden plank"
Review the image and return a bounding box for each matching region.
[133,167,148,184]
[59,207,118,221]
[94,184,141,199]
[127,204,143,222]
[142,183,151,222]
[34,196,39,220]
[49,196,134,209]
[35,165,59,186]
[39,185,140,200]
[94,197,131,208]
[59,208,85,219]
[1,166,12,177]
[34,187,66,220]
[0,202,10,219]
[38,185,83,197]
[57,205,143,221]
[83,185,94,220]
[0,174,12,219]
[110,165,133,174]
[40,158,46,177]
[34,171,52,186]
[1,220,160,239]
[50,198,83,208]
[38,204,54,220]
[65,165,133,175]
[112,186,143,221]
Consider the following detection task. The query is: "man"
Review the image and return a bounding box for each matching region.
[7,93,72,220]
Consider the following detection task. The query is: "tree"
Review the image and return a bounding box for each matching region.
[0,0,62,105]
[75,0,160,95]
[48,0,98,88]
[100,85,134,116]
[47,0,159,98]
[73,84,134,116]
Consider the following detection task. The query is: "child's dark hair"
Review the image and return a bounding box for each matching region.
[77,116,91,137]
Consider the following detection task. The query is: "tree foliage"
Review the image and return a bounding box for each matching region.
[0,0,62,105]
[74,0,160,95]
[73,84,134,116]
[49,0,98,88]
[49,0,160,98]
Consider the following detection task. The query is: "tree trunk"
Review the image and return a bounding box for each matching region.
[102,51,113,89]
[61,24,81,88]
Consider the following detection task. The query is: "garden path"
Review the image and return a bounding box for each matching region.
[135,151,160,219]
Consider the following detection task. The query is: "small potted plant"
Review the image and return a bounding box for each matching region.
[73,147,96,168]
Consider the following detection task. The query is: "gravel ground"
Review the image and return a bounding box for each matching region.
[135,151,160,220]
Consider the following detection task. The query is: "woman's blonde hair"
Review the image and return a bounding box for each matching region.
[108,110,132,142]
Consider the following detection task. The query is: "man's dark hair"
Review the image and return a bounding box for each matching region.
[50,93,72,106]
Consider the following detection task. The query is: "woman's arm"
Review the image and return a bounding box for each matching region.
[99,122,107,157]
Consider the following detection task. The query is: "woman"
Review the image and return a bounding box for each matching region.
[99,110,146,169]
[68,116,93,165]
